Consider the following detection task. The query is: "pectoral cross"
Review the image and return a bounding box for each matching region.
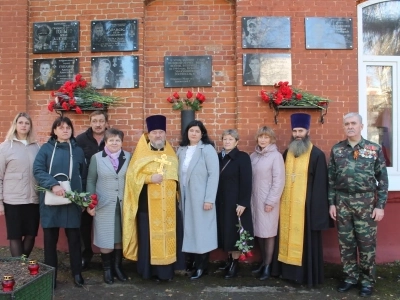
[154,154,171,175]
[288,171,302,183]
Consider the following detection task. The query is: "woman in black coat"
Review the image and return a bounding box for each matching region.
[216,129,253,278]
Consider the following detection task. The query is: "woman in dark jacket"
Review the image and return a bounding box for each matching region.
[33,117,86,288]
[216,129,253,279]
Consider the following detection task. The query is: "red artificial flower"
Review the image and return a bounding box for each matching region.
[75,74,82,82]
[75,106,82,114]
[261,92,270,103]
[173,92,180,99]
[92,102,103,108]
[196,93,206,103]
[47,101,56,112]
[186,90,193,99]
[61,102,69,110]
[167,97,174,103]
[296,93,302,100]
[69,99,76,107]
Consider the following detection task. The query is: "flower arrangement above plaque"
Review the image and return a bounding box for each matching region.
[164,56,212,88]
[33,22,79,54]
[91,20,138,52]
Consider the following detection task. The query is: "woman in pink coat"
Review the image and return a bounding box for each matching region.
[250,126,285,280]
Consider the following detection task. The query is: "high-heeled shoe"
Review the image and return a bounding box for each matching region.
[190,269,207,280]
[259,265,270,281]
[224,259,238,279]
[251,263,264,276]
[73,274,84,287]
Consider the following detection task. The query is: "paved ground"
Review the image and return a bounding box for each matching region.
[1,247,400,299]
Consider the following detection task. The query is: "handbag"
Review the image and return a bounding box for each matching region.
[44,142,73,206]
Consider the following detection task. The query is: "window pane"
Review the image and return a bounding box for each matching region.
[366,65,393,167]
[363,1,400,56]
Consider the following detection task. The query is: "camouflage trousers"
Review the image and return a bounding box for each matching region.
[336,191,377,287]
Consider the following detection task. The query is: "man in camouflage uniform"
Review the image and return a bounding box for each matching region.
[328,112,388,298]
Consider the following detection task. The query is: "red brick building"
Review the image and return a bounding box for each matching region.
[0,0,399,263]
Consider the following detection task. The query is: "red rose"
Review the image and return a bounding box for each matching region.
[196,93,206,103]
[88,203,95,209]
[238,254,247,261]
[245,251,253,257]
[186,90,193,99]
[261,93,270,103]
[61,102,69,110]
[91,199,98,206]
[296,93,302,100]
[167,97,174,103]
[69,99,76,107]
[75,74,82,82]
[91,194,98,200]
[173,92,180,99]
[75,106,82,114]
[47,101,56,112]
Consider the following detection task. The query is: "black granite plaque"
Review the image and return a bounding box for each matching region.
[33,22,79,54]
[242,17,291,49]
[91,20,138,52]
[305,17,353,49]
[33,58,79,91]
[164,56,212,87]
[91,56,139,89]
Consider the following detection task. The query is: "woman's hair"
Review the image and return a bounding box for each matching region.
[104,128,124,142]
[255,126,276,144]
[221,129,239,141]
[180,120,214,147]
[5,112,35,143]
[50,116,75,140]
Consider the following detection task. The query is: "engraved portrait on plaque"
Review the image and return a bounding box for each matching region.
[164,56,212,88]
[243,53,292,86]
[242,17,291,49]
[305,17,353,49]
[33,22,79,54]
[33,58,79,91]
[91,20,138,52]
[91,56,139,89]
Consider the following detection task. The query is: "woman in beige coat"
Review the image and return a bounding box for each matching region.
[0,112,40,257]
[250,126,285,280]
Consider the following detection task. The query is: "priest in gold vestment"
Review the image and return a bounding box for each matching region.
[123,115,184,280]
[271,113,331,287]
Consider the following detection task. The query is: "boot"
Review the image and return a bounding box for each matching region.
[101,253,114,284]
[113,249,127,281]
[259,264,270,281]
[224,259,239,279]
[251,263,264,276]
[218,253,233,271]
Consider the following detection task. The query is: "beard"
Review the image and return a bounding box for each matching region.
[288,135,311,157]
[150,139,165,150]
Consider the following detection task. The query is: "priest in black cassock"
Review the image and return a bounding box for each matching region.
[271,113,331,287]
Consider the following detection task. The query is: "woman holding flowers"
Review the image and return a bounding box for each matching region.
[216,129,253,279]
[250,126,285,280]
[0,113,40,258]
[86,128,131,284]
[33,116,86,288]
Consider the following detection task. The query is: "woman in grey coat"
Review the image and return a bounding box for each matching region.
[86,128,131,284]
[33,117,86,288]
[177,120,219,280]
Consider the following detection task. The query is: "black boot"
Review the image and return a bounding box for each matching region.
[218,253,233,271]
[113,249,127,281]
[224,259,239,279]
[259,264,270,281]
[251,263,264,276]
[73,274,84,287]
[101,253,114,284]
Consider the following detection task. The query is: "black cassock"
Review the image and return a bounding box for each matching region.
[271,146,333,287]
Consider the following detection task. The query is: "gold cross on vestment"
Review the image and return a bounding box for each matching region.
[288,171,302,183]
[154,154,171,175]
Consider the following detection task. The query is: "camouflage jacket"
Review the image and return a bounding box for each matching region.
[328,137,388,209]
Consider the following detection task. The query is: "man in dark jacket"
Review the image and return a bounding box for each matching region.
[76,111,108,270]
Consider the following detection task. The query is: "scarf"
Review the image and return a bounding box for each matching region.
[104,146,121,171]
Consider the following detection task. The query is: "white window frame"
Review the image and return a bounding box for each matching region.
[358,0,400,190]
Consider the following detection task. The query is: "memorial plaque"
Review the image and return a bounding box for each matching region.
[305,17,353,49]
[164,56,212,88]
[91,20,138,52]
[91,56,139,89]
[33,58,79,91]
[242,17,291,49]
[243,53,292,86]
[33,22,79,54]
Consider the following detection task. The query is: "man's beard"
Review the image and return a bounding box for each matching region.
[151,140,165,150]
[288,135,311,157]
